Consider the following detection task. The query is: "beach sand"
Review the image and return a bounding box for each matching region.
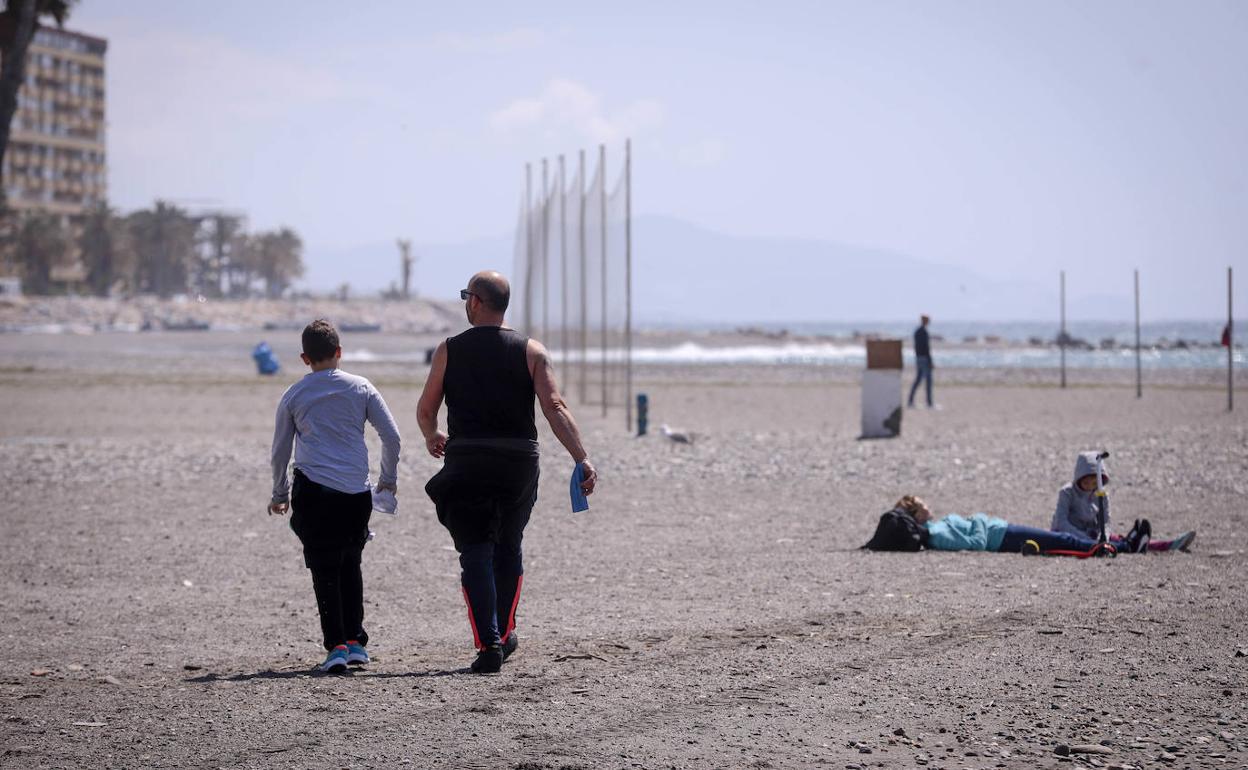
[1,332,1246,769]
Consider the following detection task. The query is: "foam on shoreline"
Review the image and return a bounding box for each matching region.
[344,340,1243,370]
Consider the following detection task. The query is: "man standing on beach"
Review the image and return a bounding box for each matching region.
[908,314,935,408]
[418,270,597,673]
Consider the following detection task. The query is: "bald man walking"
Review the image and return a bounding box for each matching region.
[419,271,597,673]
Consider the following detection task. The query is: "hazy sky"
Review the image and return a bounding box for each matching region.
[72,1,1246,315]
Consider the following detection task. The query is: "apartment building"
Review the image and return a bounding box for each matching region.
[1,26,107,287]
[3,25,107,217]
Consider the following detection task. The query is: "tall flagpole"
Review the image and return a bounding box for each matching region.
[559,155,568,386]
[1134,269,1141,399]
[1060,270,1067,389]
[541,158,549,344]
[599,143,608,418]
[625,138,634,433]
[578,149,588,404]
[524,163,532,337]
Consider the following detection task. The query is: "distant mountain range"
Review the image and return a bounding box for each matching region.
[301,215,1137,323]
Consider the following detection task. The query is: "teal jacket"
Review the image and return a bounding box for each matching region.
[925,513,1008,552]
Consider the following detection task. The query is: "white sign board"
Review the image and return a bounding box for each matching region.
[861,369,902,438]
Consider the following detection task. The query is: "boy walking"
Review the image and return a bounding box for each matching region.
[268,319,402,673]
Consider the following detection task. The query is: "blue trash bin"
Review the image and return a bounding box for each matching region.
[252,342,280,375]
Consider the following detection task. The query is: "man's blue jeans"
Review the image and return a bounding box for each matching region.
[909,355,933,407]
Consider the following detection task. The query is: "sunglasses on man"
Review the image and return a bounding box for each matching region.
[460,289,478,301]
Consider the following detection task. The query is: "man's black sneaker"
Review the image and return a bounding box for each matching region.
[470,645,503,674]
[501,634,519,661]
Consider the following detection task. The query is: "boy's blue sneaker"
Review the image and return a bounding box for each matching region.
[319,645,349,674]
[345,640,369,666]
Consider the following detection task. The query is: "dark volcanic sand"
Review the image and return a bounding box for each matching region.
[1,333,1246,769]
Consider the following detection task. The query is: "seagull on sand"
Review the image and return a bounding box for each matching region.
[660,424,694,446]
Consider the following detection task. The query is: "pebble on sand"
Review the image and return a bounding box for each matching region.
[1069,744,1114,755]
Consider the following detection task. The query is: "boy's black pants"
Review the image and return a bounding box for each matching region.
[290,470,372,651]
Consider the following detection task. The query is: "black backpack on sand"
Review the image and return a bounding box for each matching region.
[861,508,928,552]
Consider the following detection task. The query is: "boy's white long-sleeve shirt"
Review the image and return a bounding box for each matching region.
[270,368,401,501]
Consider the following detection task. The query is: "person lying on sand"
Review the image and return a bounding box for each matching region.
[863,495,1159,554]
[1052,451,1195,552]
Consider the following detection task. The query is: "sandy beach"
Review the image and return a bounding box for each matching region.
[1,331,1246,769]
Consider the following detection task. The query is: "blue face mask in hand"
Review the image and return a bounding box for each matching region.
[570,463,590,513]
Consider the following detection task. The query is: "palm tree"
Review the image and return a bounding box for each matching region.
[195,213,242,299]
[254,227,304,298]
[79,201,132,295]
[227,231,258,297]
[14,209,66,293]
[0,1,77,190]
[127,200,196,297]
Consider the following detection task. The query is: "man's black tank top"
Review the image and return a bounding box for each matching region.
[444,326,537,441]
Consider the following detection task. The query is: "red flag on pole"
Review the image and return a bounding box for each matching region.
[1222,323,1232,347]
